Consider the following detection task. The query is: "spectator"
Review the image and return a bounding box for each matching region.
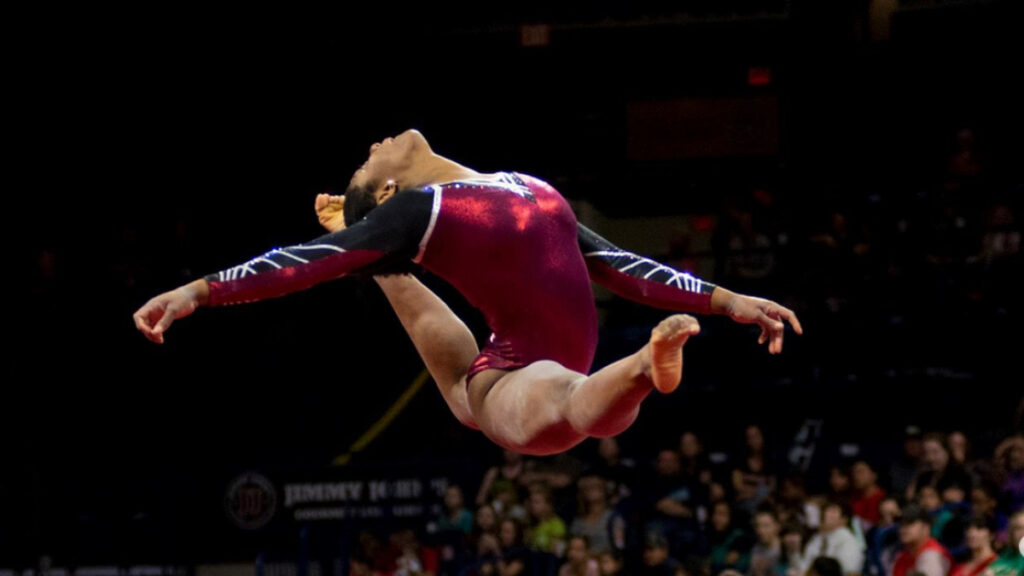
[748,508,783,576]
[993,434,1024,513]
[950,516,999,576]
[527,484,568,555]
[777,474,820,529]
[707,500,752,575]
[891,426,926,500]
[559,535,599,576]
[497,518,529,576]
[779,523,807,576]
[477,450,525,507]
[475,504,499,538]
[984,509,1023,576]
[828,465,853,505]
[641,531,684,576]
[597,550,626,576]
[969,482,1008,546]
[917,485,968,553]
[732,425,776,515]
[645,449,702,559]
[893,504,953,576]
[437,485,474,535]
[387,528,439,576]
[587,437,637,504]
[850,460,887,529]
[865,497,902,576]
[492,483,529,523]
[909,434,973,501]
[465,504,501,565]
[571,475,615,554]
[679,431,713,489]
[801,501,864,576]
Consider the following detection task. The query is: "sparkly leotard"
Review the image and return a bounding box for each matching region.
[203,172,716,382]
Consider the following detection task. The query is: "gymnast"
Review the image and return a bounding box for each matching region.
[133,129,802,455]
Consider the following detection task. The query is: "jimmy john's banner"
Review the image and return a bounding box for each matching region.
[225,465,467,529]
[284,475,451,521]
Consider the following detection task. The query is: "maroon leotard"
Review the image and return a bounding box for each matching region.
[203,172,716,383]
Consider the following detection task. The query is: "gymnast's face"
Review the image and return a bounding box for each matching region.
[349,128,431,204]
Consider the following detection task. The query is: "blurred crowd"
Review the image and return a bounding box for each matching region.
[346,426,1023,576]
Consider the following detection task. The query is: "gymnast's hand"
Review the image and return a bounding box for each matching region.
[133,279,209,344]
[315,193,346,233]
[711,287,803,354]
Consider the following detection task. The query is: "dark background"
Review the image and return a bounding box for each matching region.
[8,1,1023,567]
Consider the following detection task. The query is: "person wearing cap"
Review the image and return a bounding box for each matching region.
[950,515,998,576]
[983,509,1023,576]
[891,426,926,501]
[892,504,953,576]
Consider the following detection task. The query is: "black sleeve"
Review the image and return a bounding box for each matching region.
[577,222,717,315]
[203,188,435,306]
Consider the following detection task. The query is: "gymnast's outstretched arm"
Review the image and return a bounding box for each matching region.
[577,223,803,353]
[133,188,435,343]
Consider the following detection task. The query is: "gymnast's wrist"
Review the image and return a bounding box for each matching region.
[179,278,210,307]
[710,286,737,316]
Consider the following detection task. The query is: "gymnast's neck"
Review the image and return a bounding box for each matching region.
[406,152,492,189]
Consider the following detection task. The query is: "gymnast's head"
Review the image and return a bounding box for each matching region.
[343,128,432,226]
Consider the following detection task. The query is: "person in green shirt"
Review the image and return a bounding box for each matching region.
[983,509,1023,576]
[528,485,568,554]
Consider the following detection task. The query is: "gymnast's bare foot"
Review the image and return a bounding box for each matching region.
[315,193,346,233]
[647,314,700,394]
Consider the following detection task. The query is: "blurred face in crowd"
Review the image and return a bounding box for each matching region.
[965,523,993,552]
[782,530,803,554]
[598,437,620,462]
[643,543,669,567]
[580,477,606,506]
[712,502,732,532]
[529,492,552,520]
[655,450,681,477]
[947,432,968,463]
[905,437,924,460]
[746,426,765,453]
[879,498,901,526]
[476,505,497,532]
[1008,511,1024,548]
[942,485,966,504]
[445,486,464,511]
[567,537,589,564]
[500,519,519,548]
[598,552,622,576]
[830,467,851,494]
[970,488,995,515]
[781,476,807,501]
[754,512,781,545]
[710,481,727,502]
[851,462,877,492]
[821,504,847,532]
[899,520,930,548]
[923,439,950,471]
[680,432,701,459]
[918,486,942,511]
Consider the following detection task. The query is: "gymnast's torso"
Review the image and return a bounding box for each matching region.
[415,172,599,381]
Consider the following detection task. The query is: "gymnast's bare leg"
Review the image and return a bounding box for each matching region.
[317,194,700,456]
